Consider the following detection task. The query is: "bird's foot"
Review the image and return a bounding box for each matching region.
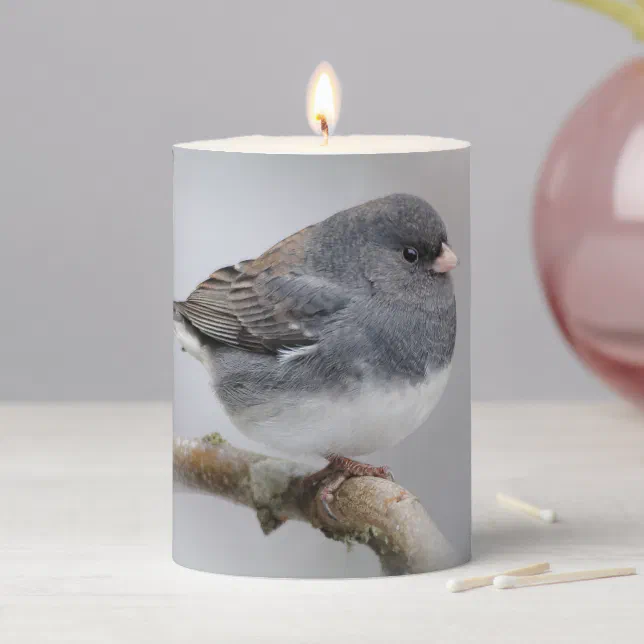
[326,454,395,482]
[303,455,395,521]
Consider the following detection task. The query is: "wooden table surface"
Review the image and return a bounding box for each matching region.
[1,403,643,643]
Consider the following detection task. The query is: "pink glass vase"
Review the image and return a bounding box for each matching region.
[534,58,644,404]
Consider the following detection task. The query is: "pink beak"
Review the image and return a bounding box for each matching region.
[432,243,459,273]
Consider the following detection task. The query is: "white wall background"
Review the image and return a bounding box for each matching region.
[1,0,637,401]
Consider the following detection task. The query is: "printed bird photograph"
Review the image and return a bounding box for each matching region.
[173,193,459,527]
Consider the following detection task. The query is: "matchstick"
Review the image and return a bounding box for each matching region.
[497,492,557,523]
[494,567,636,590]
[446,562,550,593]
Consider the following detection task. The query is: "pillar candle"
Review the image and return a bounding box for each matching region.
[173,135,470,578]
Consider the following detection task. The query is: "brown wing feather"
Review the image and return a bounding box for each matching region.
[176,226,349,353]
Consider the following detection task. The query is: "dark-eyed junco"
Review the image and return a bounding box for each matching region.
[174,193,458,517]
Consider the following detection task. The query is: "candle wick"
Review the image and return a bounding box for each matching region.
[316,113,329,146]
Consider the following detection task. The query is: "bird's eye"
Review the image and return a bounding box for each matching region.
[402,247,419,264]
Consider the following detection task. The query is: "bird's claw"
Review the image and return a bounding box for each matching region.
[319,488,339,521]
[376,466,395,483]
[314,471,348,522]
[306,458,395,523]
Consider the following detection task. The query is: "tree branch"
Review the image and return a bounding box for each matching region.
[173,434,457,576]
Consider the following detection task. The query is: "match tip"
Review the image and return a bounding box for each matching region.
[493,575,516,589]
[540,509,557,523]
[446,579,465,593]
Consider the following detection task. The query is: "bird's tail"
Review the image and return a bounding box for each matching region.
[173,301,207,360]
[173,300,189,320]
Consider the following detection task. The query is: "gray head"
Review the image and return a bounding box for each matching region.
[309,194,458,303]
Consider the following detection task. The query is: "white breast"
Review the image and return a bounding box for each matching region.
[231,367,451,458]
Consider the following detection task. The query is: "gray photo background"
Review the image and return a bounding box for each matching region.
[173,146,470,577]
[1,0,638,402]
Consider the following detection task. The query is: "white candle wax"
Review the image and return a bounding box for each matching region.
[175,134,470,155]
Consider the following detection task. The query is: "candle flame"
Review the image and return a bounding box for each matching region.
[306,62,341,140]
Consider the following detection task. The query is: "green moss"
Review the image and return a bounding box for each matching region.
[203,432,228,447]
